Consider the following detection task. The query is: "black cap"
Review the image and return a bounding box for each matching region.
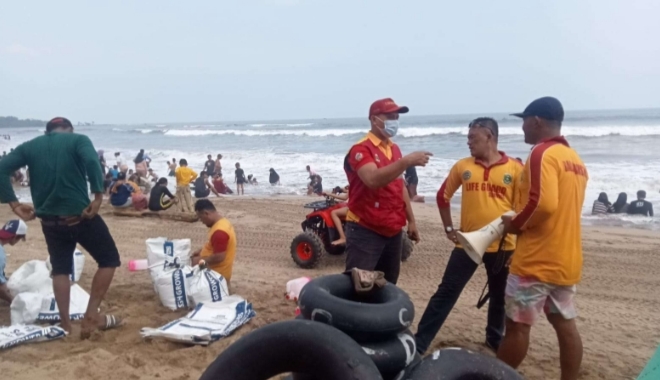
[511,97,564,122]
[46,117,73,132]
[117,172,126,180]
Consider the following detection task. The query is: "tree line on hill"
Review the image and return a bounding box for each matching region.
[0,116,47,127]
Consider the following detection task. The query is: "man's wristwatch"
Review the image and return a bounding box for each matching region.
[445,226,454,233]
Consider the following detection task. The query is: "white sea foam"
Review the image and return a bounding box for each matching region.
[157,125,660,138]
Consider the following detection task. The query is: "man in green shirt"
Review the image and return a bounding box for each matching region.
[0,117,122,338]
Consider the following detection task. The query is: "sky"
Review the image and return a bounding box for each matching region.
[1,0,659,124]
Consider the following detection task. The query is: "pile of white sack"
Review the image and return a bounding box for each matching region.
[146,237,230,311]
[1,250,86,350]
[9,252,88,325]
[142,238,255,344]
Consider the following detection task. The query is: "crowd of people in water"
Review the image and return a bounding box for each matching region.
[92,149,315,213]
[591,190,654,216]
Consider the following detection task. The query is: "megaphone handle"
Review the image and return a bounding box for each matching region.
[492,235,508,276]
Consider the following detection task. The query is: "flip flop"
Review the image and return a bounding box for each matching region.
[99,315,123,331]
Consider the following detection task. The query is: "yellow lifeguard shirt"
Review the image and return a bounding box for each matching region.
[437,153,523,253]
[510,136,588,286]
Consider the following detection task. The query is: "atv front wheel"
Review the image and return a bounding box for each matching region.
[291,232,325,269]
[401,233,414,262]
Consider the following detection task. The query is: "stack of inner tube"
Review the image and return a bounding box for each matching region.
[296,274,418,380]
[198,274,523,380]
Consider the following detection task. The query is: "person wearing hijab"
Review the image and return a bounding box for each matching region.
[134,149,148,177]
[98,150,106,175]
[609,192,628,214]
[592,192,611,215]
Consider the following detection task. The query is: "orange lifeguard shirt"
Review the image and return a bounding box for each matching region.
[510,136,588,286]
[200,218,237,281]
[437,153,523,253]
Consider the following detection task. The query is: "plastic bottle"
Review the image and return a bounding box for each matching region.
[128,259,149,271]
[285,277,311,301]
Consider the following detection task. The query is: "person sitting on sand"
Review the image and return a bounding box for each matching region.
[247,174,258,185]
[235,162,247,195]
[269,168,280,185]
[627,190,653,217]
[149,178,177,212]
[129,173,152,193]
[194,171,220,198]
[191,199,237,285]
[322,186,350,245]
[608,192,628,214]
[213,173,233,194]
[0,219,28,304]
[592,192,611,215]
[111,173,146,210]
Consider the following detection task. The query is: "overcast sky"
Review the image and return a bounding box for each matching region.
[1,0,658,124]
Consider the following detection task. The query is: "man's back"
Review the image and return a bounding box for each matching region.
[0,133,103,217]
[511,137,588,286]
[627,200,653,216]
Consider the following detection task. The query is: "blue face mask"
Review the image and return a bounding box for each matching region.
[383,119,399,137]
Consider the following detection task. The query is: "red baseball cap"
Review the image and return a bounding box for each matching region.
[368,98,409,119]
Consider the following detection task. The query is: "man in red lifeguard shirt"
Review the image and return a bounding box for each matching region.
[344,98,432,284]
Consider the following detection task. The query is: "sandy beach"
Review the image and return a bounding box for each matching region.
[0,196,658,380]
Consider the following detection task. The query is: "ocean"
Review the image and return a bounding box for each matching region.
[2,108,660,229]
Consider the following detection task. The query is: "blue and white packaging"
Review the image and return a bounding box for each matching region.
[35,284,90,322]
[0,325,67,350]
[146,237,191,283]
[154,259,193,311]
[188,266,230,306]
[140,295,255,345]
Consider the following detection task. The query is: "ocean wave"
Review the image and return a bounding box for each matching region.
[157,125,660,138]
[249,123,314,128]
[163,128,360,137]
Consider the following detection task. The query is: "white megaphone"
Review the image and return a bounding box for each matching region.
[456,211,515,265]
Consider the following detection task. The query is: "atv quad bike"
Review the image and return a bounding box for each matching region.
[290,197,414,269]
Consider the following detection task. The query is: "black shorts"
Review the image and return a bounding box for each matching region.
[41,215,121,275]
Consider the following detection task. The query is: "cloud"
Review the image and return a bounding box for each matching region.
[5,43,45,57]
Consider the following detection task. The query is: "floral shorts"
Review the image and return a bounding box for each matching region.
[505,274,577,325]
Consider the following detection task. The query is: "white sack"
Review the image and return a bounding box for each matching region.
[36,284,90,322]
[140,295,255,345]
[7,260,52,297]
[0,325,67,350]
[188,266,230,306]
[10,292,43,325]
[146,237,191,283]
[154,260,193,311]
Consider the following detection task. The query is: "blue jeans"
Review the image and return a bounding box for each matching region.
[414,247,512,353]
